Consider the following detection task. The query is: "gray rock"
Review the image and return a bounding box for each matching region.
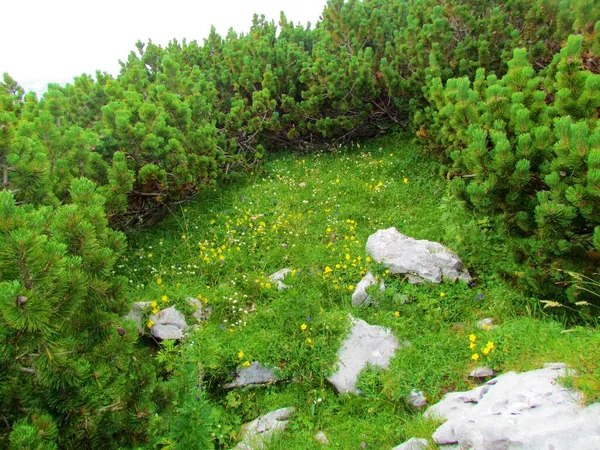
[124,301,151,334]
[224,362,281,389]
[391,437,429,450]
[314,431,329,445]
[149,306,187,340]
[233,407,295,450]
[365,228,471,284]
[469,366,496,379]
[186,297,212,322]
[269,268,292,290]
[351,272,385,307]
[405,389,427,409]
[328,315,404,394]
[425,364,600,449]
[476,318,496,330]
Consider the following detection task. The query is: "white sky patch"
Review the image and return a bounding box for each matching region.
[0,0,327,93]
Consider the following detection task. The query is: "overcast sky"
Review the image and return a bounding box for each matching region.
[0,0,328,94]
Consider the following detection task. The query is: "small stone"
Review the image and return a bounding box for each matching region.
[224,362,281,389]
[405,389,427,409]
[124,301,151,334]
[469,366,495,378]
[150,323,184,340]
[476,318,495,330]
[351,271,385,307]
[314,431,329,445]
[269,268,292,290]
[544,362,567,370]
[187,297,212,322]
[392,437,429,450]
[149,306,188,340]
[234,407,295,450]
[328,315,405,394]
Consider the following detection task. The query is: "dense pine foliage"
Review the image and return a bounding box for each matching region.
[1,0,599,447]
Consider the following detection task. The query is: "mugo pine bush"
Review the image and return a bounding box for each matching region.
[0,179,157,448]
[6,1,599,224]
[424,34,600,305]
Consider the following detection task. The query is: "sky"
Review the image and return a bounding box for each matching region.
[0,0,328,94]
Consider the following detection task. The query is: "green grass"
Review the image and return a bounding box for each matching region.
[122,133,600,449]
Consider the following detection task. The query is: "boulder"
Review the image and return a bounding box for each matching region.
[124,301,151,334]
[391,437,429,450]
[224,362,281,389]
[366,228,471,284]
[351,272,385,307]
[233,407,295,450]
[328,315,406,394]
[269,268,292,290]
[425,363,600,449]
[149,306,187,340]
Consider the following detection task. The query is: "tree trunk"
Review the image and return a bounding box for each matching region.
[2,154,8,191]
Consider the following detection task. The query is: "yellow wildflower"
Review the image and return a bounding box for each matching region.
[486,341,494,350]
[469,334,477,342]
[324,266,333,274]
[482,347,491,355]
[469,342,476,350]
[147,253,153,259]
[301,323,307,331]
[306,338,313,344]
[157,278,162,285]
[394,311,400,317]
[242,361,251,367]
[440,292,446,297]
[147,320,154,329]
[161,295,168,302]
[403,178,408,184]
[237,351,244,359]
[471,353,480,361]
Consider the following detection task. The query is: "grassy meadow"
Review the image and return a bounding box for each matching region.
[121,133,600,449]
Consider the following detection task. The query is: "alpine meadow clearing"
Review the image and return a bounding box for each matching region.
[1,0,600,448]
